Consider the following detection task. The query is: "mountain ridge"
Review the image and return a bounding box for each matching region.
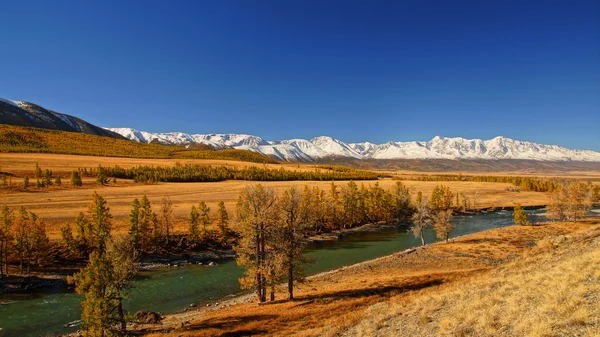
[0,98,125,139]
[106,127,600,162]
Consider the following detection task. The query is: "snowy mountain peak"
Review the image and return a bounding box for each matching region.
[104,127,600,163]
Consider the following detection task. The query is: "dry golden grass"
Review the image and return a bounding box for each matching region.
[139,220,599,337]
[0,153,555,240]
[347,221,600,337]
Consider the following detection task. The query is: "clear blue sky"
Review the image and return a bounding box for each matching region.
[1,0,598,150]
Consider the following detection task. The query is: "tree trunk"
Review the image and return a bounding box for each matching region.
[288,264,294,300]
[420,234,425,246]
[118,300,127,332]
[270,284,275,302]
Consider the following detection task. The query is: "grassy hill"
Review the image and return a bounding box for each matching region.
[0,124,277,163]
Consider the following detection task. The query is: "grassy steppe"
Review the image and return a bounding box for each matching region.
[0,153,555,240]
[0,153,573,240]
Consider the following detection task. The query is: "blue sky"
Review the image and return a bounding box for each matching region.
[1,0,598,150]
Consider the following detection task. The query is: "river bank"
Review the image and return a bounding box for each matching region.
[0,208,563,337]
[0,218,416,296]
[135,217,600,337]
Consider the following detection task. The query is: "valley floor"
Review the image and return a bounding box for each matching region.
[136,218,600,337]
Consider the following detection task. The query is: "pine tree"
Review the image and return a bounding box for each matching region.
[23,176,29,190]
[234,184,278,303]
[14,207,31,273]
[61,223,79,258]
[1,174,7,187]
[430,185,454,244]
[44,169,53,186]
[513,203,530,226]
[341,181,359,229]
[86,192,112,255]
[215,201,230,245]
[0,205,14,276]
[138,196,153,252]
[34,162,42,178]
[54,175,62,186]
[71,170,83,187]
[69,196,135,337]
[159,197,173,247]
[197,201,210,238]
[189,205,201,243]
[128,198,141,251]
[276,186,311,300]
[433,209,454,244]
[69,237,137,337]
[75,212,90,255]
[392,181,412,222]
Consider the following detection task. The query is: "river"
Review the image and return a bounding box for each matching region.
[0,208,570,336]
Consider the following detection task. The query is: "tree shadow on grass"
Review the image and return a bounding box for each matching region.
[180,314,277,336]
[298,279,444,303]
[456,237,504,246]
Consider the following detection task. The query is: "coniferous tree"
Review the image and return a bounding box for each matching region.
[392,181,412,222]
[23,176,29,190]
[189,205,201,244]
[44,169,53,186]
[54,175,62,186]
[70,236,137,337]
[34,162,42,178]
[0,205,14,275]
[234,184,278,303]
[513,203,530,226]
[69,196,137,337]
[215,201,230,245]
[71,170,83,187]
[430,185,454,244]
[197,201,211,238]
[128,198,141,251]
[14,207,31,273]
[86,192,112,255]
[341,181,360,229]
[159,197,173,247]
[276,186,311,300]
[61,223,79,259]
[75,212,90,255]
[137,196,153,252]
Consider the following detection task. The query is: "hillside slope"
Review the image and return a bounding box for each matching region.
[347,222,600,337]
[0,124,276,163]
[0,98,124,139]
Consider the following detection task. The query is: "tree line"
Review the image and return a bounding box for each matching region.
[91,163,385,183]
[393,174,588,193]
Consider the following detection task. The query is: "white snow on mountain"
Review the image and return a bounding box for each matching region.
[105,127,600,162]
[0,98,19,107]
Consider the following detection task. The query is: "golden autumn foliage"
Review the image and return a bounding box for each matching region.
[0,124,276,163]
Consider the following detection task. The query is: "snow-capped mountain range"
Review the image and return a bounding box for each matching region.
[106,127,600,162]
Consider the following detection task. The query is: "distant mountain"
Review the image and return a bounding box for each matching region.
[106,127,600,162]
[0,98,124,139]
